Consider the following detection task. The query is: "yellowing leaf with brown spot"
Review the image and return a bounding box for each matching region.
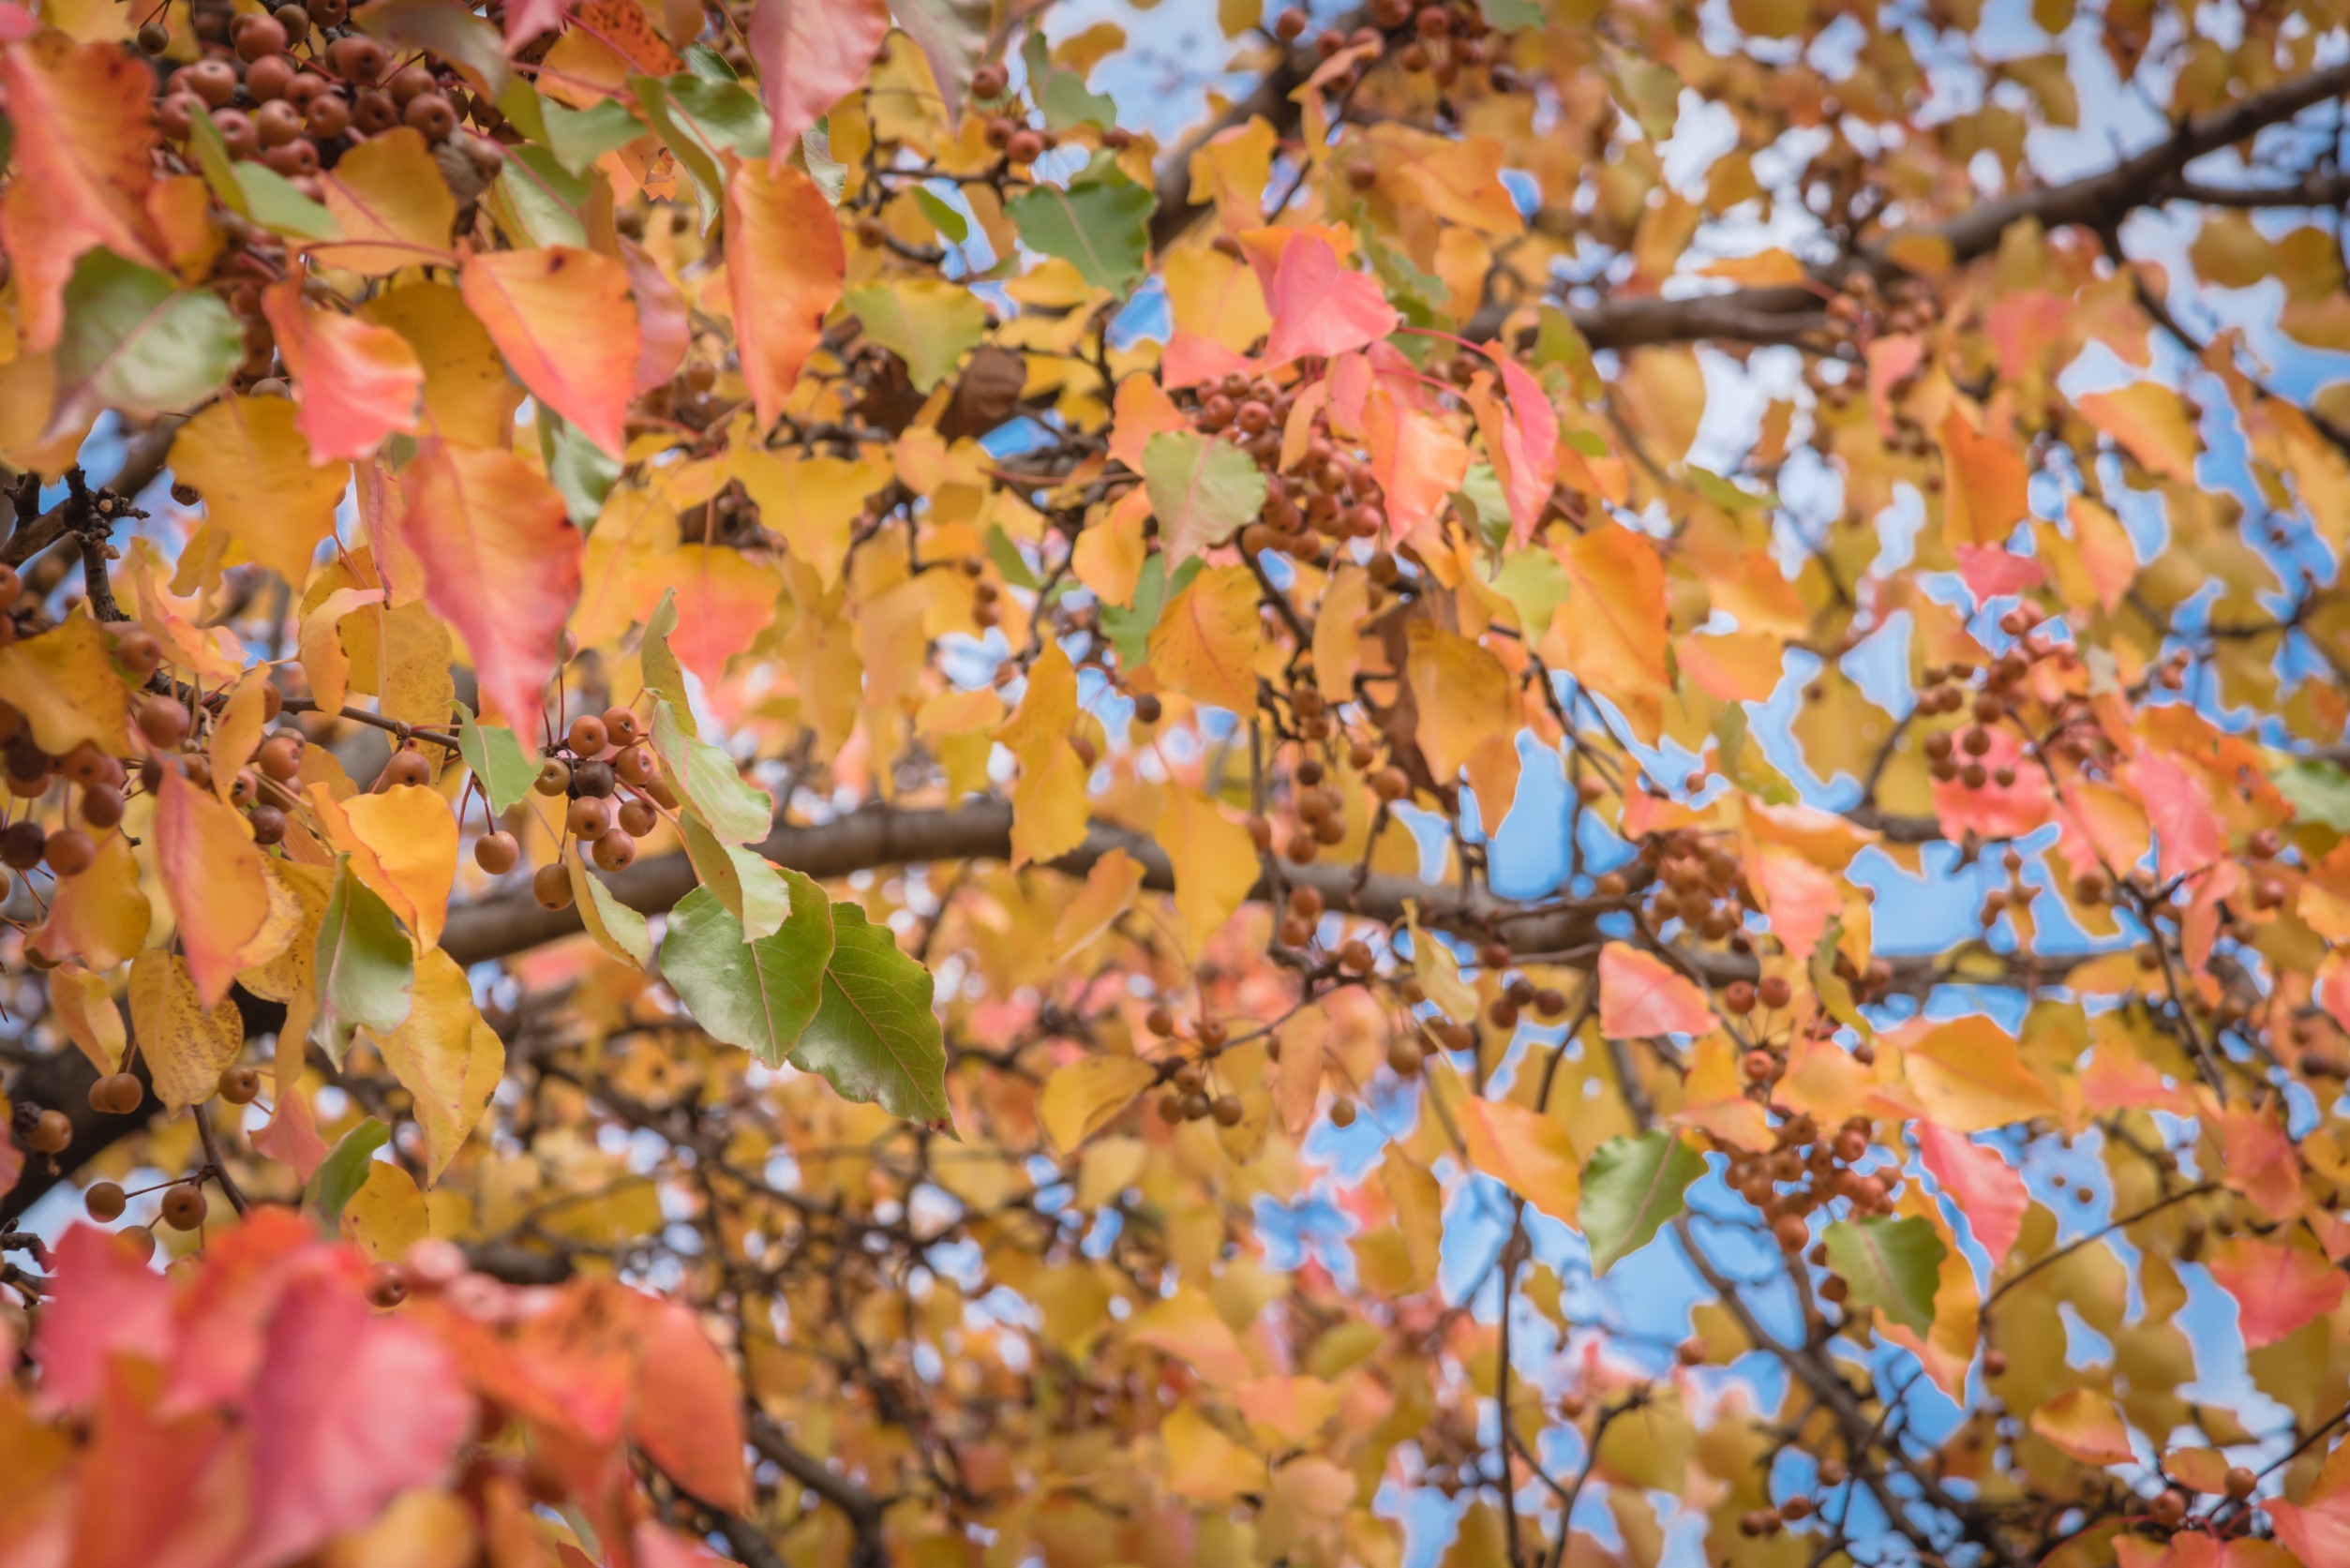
[317,127,457,275]
[461,246,639,456]
[1039,1055,1159,1155]
[28,830,149,973]
[2076,382,2200,485]
[308,784,458,948]
[1053,847,1145,959]
[155,766,272,1008]
[129,948,244,1111]
[2028,1388,2133,1465]
[1543,526,1668,742]
[1146,563,1262,713]
[1938,406,2029,550]
[1897,1015,2059,1132]
[1160,785,1259,958]
[1456,1094,1580,1226]
[170,396,350,586]
[340,1159,430,1262]
[0,607,131,756]
[368,948,503,1183]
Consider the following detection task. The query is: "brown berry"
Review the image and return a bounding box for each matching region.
[566,714,608,755]
[27,1108,72,1153]
[85,1181,127,1221]
[138,694,190,749]
[161,1184,208,1232]
[381,749,431,788]
[591,829,636,872]
[43,829,96,877]
[474,830,520,874]
[531,862,573,910]
[217,1064,261,1105]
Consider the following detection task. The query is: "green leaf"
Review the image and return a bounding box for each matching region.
[639,588,694,727]
[630,71,768,224]
[1453,461,1513,551]
[187,112,248,216]
[1101,552,1202,667]
[682,814,794,941]
[539,95,647,174]
[1005,163,1156,294]
[539,411,621,523]
[1687,467,1777,511]
[1489,545,1570,638]
[1533,306,1602,401]
[455,702,537,815]
[1144,430,1267,561]
[315,857,414,1066]
[843,278,989,394]
[2277,759,2350,831]
[986,524,1040,590]
[309,1117,391,1230]
[1481,0,1544,28]
[912,186,969,245]
[1822,1215,1946,1335]
[53,251,241,428]
[1578,1130,1704,1274]
[795,903,953,1129]
[661,877,833,1062]
[651,699,772,843]
[235,161,341,240]
[489,143,590,247]
[1022,29,1116,130]
[567,851,654,968]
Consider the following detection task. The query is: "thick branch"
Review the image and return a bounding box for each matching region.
[748,1413,888,1568]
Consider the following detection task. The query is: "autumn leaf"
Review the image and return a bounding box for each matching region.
[1577,1130,1703,1273]
[1912,1120,2027,1267]
[262,280,425,462]
[1938,405,2029,550]
[461,246,640,456]
[1597,943,1714,1038]
[169,395,352,586]
[2026,1387,2133,1465]
[1040,1055,1158,1154]
[1456,1095,1580,1227]
[1261,232,1399,366]
[1145,429,1266,563]
[315,127,457,274]
[1145,563,1263,713]
[155,766,272,1009]
[747,0,890,165]
[725,154,844,429]
[793,903,952,1129]
[1822,1215,1945,1335]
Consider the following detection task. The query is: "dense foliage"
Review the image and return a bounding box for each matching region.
[6,0,2350,1562]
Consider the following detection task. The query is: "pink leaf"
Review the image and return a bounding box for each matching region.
[2125,748,2224,883]
[1748,844,1841,965]
[1597,943,1714,1039]
[30,1224,172,1411]
[1160,330,1261,392]
[242,1272,472,1565]
[2208,1234,2345,1349]
[630,1300,750,1514]
[1912,1120,2026,1267]
[502,0,566,46]
[1929,725,2052,842]
[1263,234,1399,366]
[621,238,690,396]
[1478,349,1558,541]
[1951,544,2047,603]
[748,0,890,168]
[262,280,423,463]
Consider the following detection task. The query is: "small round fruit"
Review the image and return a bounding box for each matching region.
[328,33,386,82]
[570,759,615,798]
[533,758,572,796]
[617,797,656,836]
[566,714,608,755]
[248,803,287,846]
[138,19,171,52]
[971,61,1008,97]
[591,829,636,872]
[600,707,639,748]
[232,12,287,58]
[366,1264,408,1307]
[382,749,431,788]
[1006,127,1043,163]
[80,784,125,829]
[566,796,611,841]
[531,862,574,911]
[92,1071,143,1115]
[27,1109,72,1153]
[217,1064,261,1105]
[1329,1098,1356,1127]
[0,820,41,871]
[305,91,351,137]
[474,830,519,874]
[84,1181,127,1222]
[614,745,655,786]
[44,828,96,877]
[257,732,304,782]
[161,1184,208,1232]
[137,694,190,749]
[403,91,457,141]
[1210,1095,1244,1127]
[386,62,435,104]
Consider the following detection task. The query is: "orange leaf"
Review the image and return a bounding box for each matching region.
[1145,564,1263,714]
[725,155,844,429]
[1455,1095,1580,1226]
[262,280,425,463]
[2076,381,2200,485]
[460,246,639,456]
[630,1299,751,1515]
[1896,1015,2058,1132]
[1597,943,1714,1038]
[1405,622,1514,786]
[1542,525,1668,742]
[2028,1388,2133,1465]
[2208,1234,2345,1349]
[746,0,889,166]
[399,439,580,730]
[1937,406,2028,550]
[309,784,458,948]
[155,765,271,1008]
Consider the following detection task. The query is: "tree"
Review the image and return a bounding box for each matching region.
[3,0,2350,1560]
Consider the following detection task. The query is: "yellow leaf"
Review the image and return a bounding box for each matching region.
[1070,488,1147,607]
[358,282,520,449]
[307,784,458,947]
[1314,564,1369,703]
[731,449,890,590]
[0,606,131,756]
[340,1158,430,1262]
[2076,381,2200,485]
[1160,785,1259,958]
[28,830,150,973]
[1128,1285,1252,1384]
[368,948,502,1183]
[317,127,457,274]
[1542,526,1668,742]
[128,948,244,1111]
[206,668,272,804]
[1052,846,1145,959]
[1146,563,1262,713]
[1163,1404,1263,1502]
[1899,1015,2059,1132]
[2028,1387,2133,1465]
[1186,115,1276,231]
[1455,1094,1580,1226]
[1161,244,1270,352]
[1039,1054,1158,1154]
[170,396,350,586]
[1405,621,1513,782]
[50,963,125,1072]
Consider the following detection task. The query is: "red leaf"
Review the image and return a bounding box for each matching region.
[621,238,690,396]
[159,1207,316,1415]
[1928,724,2051,842]
[1363,384,1466,548]
[630,1300,750,1513]
[30,1224,172,1411]
[67,1362,241,1568]
[747,0,890,163]
[1262,233,1399,366]
[1597,943,1714,1039]
[725,154,844,430]
[1951,543,2046,603]
[242,1271,472,1565]
[1912,1120,2026,1267]
[399,440,581,731]
[262,279,424,462]
[2208,1234,2345,1349]
[502,0,567,45]
[1472,349,1559,542]
[460,246,640,457]
[2222,1106,2304,1224]
[1160,330,1261,392]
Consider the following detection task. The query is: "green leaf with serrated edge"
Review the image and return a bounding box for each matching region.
[1823,1215,1945,1334]
[309,1117,390,1230]
[1578,1130,1704,1273]
[1143,430,1266,562]
[661,877,832,1061]
[639,588,694,731]
[1005,162,1156,294]
[316,858,413,1066]
[455,702,537,815]
[794,903,952,1129]
[651,699,772,843]
[682,814,792,941]
[1023,30,1115,130]
[2277,759,2350,831]
[53,252,241,427]
[567,850,653,968]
